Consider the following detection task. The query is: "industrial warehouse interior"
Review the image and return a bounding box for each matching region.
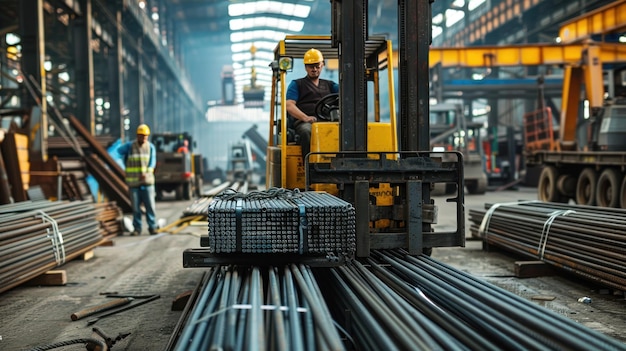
[1,0,626,350]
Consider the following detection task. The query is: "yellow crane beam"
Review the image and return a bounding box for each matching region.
[429,42,626,68]
[558,0,626,44]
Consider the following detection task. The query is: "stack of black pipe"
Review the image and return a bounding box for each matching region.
[468,201,626,291]
[0,200,106,293]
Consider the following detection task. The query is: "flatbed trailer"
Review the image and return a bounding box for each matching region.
[526,148,626,208]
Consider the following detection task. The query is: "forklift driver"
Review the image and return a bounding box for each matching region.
[286,48,339,160]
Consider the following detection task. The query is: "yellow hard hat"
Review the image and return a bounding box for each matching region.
[137,124,150,135]
[303,48,324,64]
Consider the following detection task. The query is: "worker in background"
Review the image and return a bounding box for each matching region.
[118,124,158,235]
[177,139,189,153]
[286,48,339,160]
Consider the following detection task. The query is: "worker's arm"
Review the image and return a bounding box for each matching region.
[148,143,157,170]
[286,99,317,123]
[117,142,129,157]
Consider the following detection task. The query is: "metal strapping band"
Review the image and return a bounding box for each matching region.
[37,210,66,265]
[235,199,243,252]
[297,203,307,255]
[538,209,576,260]
[478,200,538,239]
[192,304,309,325]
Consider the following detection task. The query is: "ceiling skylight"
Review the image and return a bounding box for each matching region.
[228,1,311,18]
[231,41,277,53]
[230,30,289,44]
[229,17,304,32]
[231,51,274,62]
[227,1,313,103]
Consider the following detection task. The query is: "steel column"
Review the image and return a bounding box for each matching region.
[74,0,96,134]
[19,0,47,162]
[337,0,367,153]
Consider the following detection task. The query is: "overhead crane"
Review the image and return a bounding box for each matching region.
[428,41,626,69]
[558,0,626,44]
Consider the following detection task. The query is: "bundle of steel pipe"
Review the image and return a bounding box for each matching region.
[468,201,626,291]
[94,201,124,239]
[320,251,626,351]
[0,200,110,293]
[182,181,243,216]
[206,188,355,255]
[172,264,344,351]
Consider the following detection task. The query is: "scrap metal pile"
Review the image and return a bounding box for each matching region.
[469,201,626,291]
[0,200,122,293]
[206,188,355,255]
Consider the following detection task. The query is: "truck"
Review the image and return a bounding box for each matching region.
[430,102,488,194]
[226,140,254,183]
[525,97,626,208]
[152,132,204,200]
[242,124,267,184]
[524,44,626,208]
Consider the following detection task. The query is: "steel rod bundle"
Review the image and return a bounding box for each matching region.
[174,246,626,350]
[182,181,244,216]
[206,188,355,255]
[319,250,626,351]
[173,264,344,351]
[468,201,626,291]
[0,200,116,293]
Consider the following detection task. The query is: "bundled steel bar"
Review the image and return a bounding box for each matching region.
[320,251,626,351]
[182,181,242,216]
[469,201,626,291]
[0,200,119,293]
[172,264,344,351]
[206,188,355,256]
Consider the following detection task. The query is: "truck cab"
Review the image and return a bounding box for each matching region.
[430,103,488,194]
[152,132,204,200]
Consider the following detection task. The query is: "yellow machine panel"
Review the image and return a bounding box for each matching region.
[267,145,305,190]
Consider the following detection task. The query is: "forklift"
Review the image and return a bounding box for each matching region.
[184,0,464,267]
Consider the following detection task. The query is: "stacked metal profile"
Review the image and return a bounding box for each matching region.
[468,201,626,291]
[206,188,355,255]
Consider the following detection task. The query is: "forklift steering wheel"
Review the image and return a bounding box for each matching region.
[314,93,340,122]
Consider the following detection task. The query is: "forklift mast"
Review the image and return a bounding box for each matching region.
[323,0,448,255]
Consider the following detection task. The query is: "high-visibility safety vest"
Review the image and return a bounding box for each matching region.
[125,141,155,187]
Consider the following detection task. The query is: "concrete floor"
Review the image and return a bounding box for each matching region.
[1,187,625,350]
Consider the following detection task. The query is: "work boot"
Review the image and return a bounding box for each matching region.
[149,228,158,235]
[130,230,140,236]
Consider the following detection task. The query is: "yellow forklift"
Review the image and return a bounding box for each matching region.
[263,6,464,258]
